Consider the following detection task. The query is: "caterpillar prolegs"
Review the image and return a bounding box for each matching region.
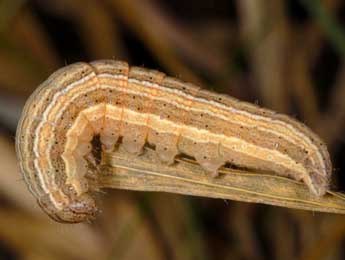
[15,60,332,223]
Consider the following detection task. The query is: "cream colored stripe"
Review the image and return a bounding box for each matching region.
[32,73,97,193]
[33,72,324,197]
[120,106,307,175]
[127,77,324,169]
[61,103,307,194]
[98,76,323,168]
[41,77,321,171]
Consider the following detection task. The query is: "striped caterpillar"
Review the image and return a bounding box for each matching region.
[15,60,332,223]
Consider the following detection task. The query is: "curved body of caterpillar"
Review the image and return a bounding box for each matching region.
[16,60,331,223]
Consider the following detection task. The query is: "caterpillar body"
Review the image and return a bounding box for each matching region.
[15,60,331,223]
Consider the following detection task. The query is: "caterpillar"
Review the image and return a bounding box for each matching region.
[15,60,332,223]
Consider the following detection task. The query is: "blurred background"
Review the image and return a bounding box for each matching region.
[1,0,345,259]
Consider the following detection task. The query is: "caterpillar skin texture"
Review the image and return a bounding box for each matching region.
[16,60,331,223]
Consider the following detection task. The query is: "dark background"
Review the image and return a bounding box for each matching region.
[1,0,345,259]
